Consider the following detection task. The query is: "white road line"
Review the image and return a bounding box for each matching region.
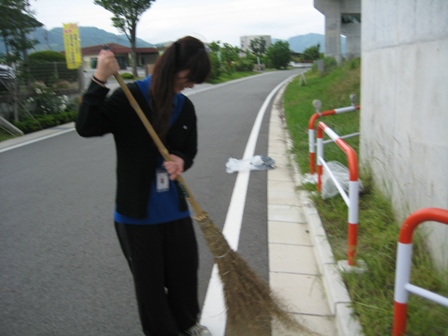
[200,75,296,336]
[0,127,75,153]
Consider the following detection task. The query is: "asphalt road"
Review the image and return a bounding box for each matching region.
[0,69,303,336]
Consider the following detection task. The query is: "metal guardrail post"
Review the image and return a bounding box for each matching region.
[307,96,360,174]
[393,208,448,335]
[317,121,360,267]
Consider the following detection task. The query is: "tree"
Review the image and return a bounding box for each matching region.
[249,37,266,58]
[303,43,321,61]
[28,50,65,64]
[266,41,290,70]
[221,43,239,64]
[94,0,155,77]
[208,41,221,54]
[249,37,266,69]
[0,0,42,63]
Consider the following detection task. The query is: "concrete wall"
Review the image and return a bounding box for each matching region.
[360,0,448,270]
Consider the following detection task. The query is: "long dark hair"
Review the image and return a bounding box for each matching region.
[150,36,211,139]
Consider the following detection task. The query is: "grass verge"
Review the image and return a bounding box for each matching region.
[0,127,18,142]
[283,60,448,335]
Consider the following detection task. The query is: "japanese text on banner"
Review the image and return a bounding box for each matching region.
[63,23,82,69]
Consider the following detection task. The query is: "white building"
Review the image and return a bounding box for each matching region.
[240,35,272,52]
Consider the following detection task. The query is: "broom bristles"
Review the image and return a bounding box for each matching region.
[196,213,318,336]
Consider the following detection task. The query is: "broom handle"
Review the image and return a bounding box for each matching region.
[113,72,205,217]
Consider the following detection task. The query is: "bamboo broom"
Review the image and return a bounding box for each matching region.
[114,72,317,336]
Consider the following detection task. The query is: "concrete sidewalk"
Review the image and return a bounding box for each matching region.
[267,84,363,336]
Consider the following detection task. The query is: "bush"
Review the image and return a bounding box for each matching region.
[208,53,222,81]
[349,57,361,70]
[28,51,66,64]
[27,84,75,115]
[13,111,78,134]
[310,56,338,75]
[324,56,337,72]
[234,58,254,72]
[121,72,134,79]
[24,51,77,86]
[266,41,291,69]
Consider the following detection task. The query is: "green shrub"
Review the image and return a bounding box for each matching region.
[349,57,361,70]
[29,51,66,64]
[234,58,254,72]
[208,53,222,81]
[13,118,42,133]
[13,111,78,134]
[121,72,134,79]
[27,84,75,115]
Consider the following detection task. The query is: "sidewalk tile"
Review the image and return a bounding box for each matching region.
[269,244,318,275]
[270,272,332,316]
[268,221,313,246]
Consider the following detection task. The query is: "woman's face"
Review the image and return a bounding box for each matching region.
[174,70,195,93]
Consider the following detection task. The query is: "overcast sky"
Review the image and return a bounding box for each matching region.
[31,0,324,46]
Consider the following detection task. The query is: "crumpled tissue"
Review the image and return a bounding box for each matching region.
[226,155,276,173]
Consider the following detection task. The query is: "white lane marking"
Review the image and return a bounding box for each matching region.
[200,75,297,336]
[183,73,270,97]
[0,127,75,153]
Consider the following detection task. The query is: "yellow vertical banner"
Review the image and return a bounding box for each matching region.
[63,23,82,69]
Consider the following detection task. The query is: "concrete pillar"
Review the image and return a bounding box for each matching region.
[314,0,361,62]
[342,21,361,59]
[326,5,343,63]
[315,0,342,63]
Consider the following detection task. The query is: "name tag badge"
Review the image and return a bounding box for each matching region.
[156,168,169,192]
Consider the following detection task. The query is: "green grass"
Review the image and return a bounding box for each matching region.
[0,127,18,142]
[284,60,448,336]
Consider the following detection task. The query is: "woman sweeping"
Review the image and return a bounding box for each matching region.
[76,36,212,336]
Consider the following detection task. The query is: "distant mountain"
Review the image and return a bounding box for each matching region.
[0,26,154,54]
[274,33,346,54]
[288,33,325,52]
[0,27,346,56]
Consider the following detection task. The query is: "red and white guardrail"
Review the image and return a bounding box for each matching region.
[393,208,448,335]
[308,95,360,175]
[317,121,360,266]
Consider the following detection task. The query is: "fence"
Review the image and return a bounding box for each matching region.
[317,121,360,267]
[393,208,448,336]
[308,95,360,174]
[0,62,82,122]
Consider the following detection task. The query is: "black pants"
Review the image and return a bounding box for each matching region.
[115,217,200,336]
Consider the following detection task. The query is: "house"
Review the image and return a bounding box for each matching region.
[81,43,159,70]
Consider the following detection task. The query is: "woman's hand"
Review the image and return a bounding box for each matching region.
[94,49,121,83]
[164,154,185,180]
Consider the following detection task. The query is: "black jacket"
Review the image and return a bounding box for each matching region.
[76,80,198,218]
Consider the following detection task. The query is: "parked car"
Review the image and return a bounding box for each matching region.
[0,64,15,92]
